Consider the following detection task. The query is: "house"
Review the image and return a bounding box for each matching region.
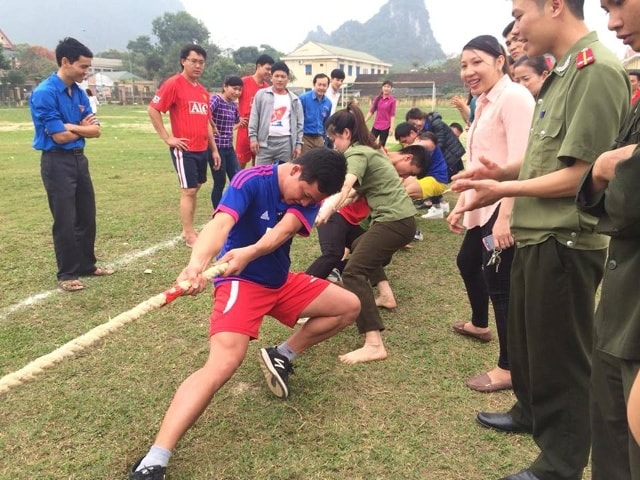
[0,28,15,51]
[282,41,391,94]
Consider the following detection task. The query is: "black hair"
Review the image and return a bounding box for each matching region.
[394,122,418,141]
[449,122,464,133]
[418,131,438,146]
[629,69,640,81]
[255,54,275,67]
[271,61,290,76]
[223,75,244,87]
[180,44,207,62]
[325,102,378,149]
[55,37,93,66]
[400,144,431,179]
[502,20,515,38]
[535,0,584,18]
[405,107,426,122]
[463,35,510,75]
[294,147,347,195]
[313,73,330,85]
[330,68,346,80]
[514,55,549,76]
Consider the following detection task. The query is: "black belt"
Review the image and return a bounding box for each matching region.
[49,148,84,155]
[304,133,324,138]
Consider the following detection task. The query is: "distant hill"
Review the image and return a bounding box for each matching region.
[304,0,445,70]
[1,0,184,52]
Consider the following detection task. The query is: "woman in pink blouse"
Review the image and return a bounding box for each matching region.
[364,80,396,147]
[447,35,534,393]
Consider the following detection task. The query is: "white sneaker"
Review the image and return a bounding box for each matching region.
[326,268,342,283]
[440,201,450,214]
[421,206,444,219]
[413,230,424,241]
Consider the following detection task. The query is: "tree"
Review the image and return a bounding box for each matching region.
[14,44,56,82]
[0,50,10,70]
[152,12,210,55]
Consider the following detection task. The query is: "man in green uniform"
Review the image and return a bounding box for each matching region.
[451,1,629,479]
[575,1,640,478]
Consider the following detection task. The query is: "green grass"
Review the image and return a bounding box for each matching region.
[0,103,566,479]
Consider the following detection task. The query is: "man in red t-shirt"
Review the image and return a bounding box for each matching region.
[148,44,221,247]
[236,54,273,168]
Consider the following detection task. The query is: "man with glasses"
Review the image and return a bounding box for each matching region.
[149,44,221,248]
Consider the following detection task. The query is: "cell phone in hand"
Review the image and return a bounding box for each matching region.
[482,234,495,251]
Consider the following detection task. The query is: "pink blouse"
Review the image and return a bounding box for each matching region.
[463,74,535,229]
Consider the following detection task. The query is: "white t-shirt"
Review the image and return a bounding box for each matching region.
[89,96,99,114]
[326,86,340,114]
[269,92,291,137]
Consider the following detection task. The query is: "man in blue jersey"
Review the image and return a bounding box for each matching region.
[130,147,360,480]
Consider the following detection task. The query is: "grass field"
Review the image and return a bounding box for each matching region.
[0,103,557,479]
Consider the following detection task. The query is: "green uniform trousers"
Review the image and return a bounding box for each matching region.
[508,238,605,480]
[591,351,640,480]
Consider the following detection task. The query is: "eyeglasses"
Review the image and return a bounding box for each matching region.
[185,58,205,66]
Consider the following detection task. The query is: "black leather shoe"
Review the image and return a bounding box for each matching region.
[499,469,540,480]
[476,412,531,433]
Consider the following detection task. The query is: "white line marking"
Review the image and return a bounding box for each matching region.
[0,236,182,322]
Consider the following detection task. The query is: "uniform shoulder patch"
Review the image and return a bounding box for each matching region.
[575,48,595,70]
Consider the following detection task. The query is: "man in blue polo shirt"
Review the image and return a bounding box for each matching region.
[129,147,361,480]
[29,37,112,292]
[299,73,332,154]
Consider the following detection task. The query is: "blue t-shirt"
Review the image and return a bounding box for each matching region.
[299,90,332,135]
[214,164,319,288]
[428,146,449,184]
[30,72,92,151]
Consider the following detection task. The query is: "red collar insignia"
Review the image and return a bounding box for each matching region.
[575,48,595,69]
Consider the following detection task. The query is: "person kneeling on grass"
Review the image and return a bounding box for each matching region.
[129,148,361,479]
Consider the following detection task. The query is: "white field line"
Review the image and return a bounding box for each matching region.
[0,235,182,322]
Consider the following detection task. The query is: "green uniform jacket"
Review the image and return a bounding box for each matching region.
[344,143,416,224]
[578,102,640,360]
[512,32,630,250]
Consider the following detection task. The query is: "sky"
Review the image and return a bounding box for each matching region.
[182,0,626,59]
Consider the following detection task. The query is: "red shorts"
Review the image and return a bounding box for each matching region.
[209,272,330,339]
[235,126,253,166]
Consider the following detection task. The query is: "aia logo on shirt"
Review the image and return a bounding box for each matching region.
[151,95,161,104]
[189,101,209,115]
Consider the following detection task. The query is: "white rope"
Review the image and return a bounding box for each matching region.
[0,263,228,396]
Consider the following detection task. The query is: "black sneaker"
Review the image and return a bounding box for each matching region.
[129,457,166,480]
[258,347,294,399]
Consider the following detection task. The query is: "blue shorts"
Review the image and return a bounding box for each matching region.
[170,148,210,189]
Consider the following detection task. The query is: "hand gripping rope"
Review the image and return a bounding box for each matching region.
[0,263,228,396]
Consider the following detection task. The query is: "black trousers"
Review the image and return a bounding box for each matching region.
[40,150,97,280]
[456,205,513,370]
[306,212,365,279]
[508,239,605,480]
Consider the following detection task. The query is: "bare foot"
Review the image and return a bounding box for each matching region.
[182,232,198,248]
[339,343,388,365]
[375,295,397,309]
[485,366,511,385]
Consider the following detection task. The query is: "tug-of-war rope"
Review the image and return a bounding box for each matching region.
[0,263,228,396]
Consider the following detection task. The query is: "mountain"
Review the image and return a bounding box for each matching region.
[304,0,445,70]
[1,0,184,52]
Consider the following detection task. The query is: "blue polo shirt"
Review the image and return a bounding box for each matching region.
[299,90,332,135]
[214,164,319,288]
[30,72,92,151]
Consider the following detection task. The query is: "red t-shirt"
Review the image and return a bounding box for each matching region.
[238,75,269,118]
[149,74,211,152]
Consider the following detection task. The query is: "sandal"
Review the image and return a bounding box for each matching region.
[91,267,114,276]
[58,279,85,292]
